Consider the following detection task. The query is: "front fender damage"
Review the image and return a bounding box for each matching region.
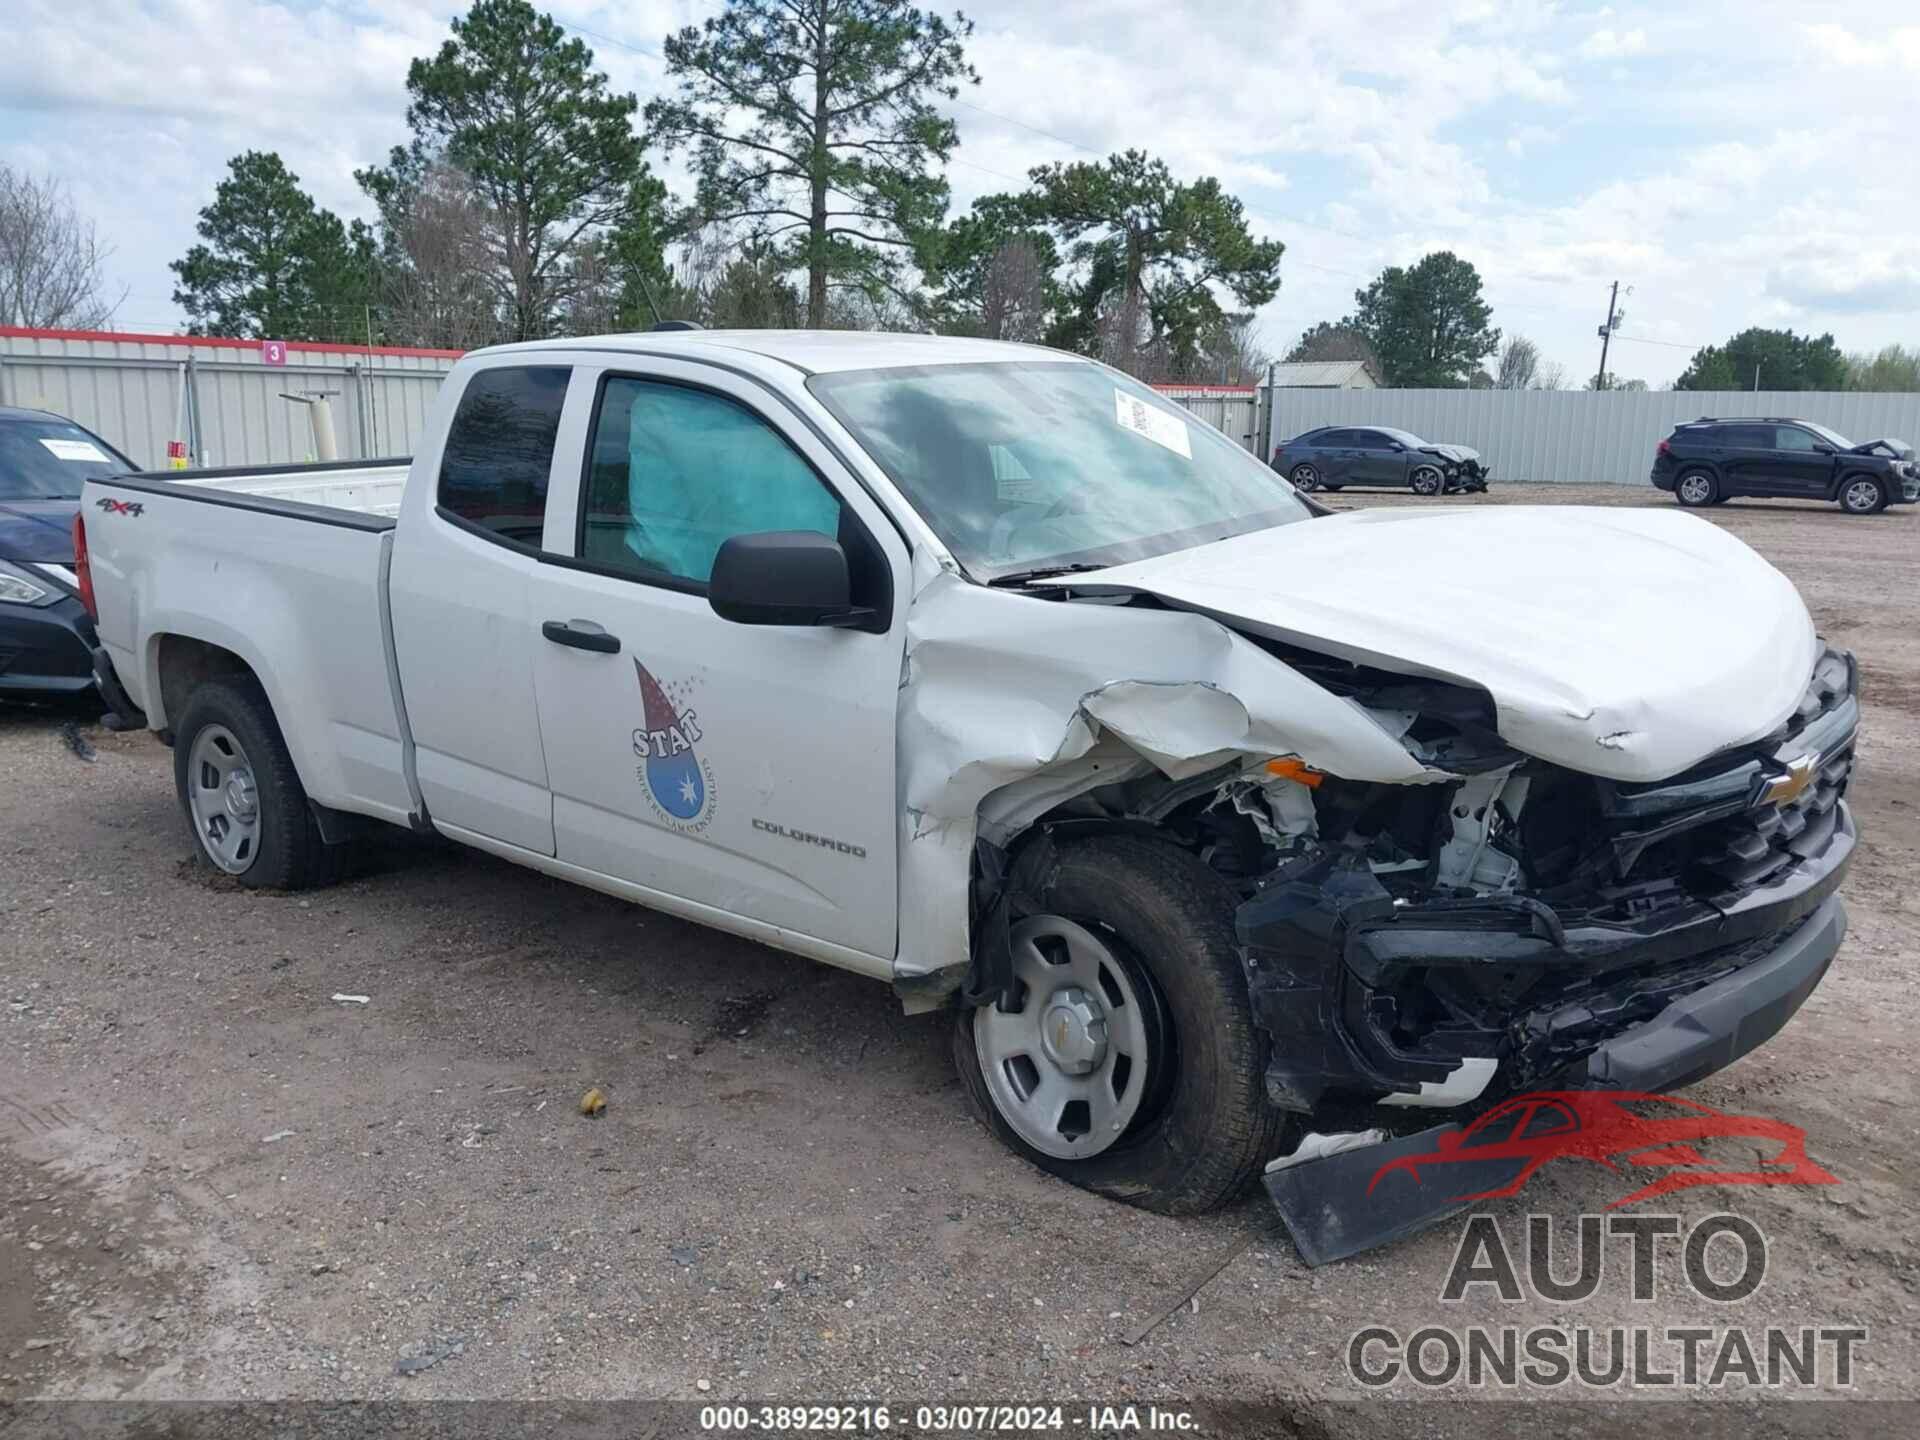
[892,565,1445,1008]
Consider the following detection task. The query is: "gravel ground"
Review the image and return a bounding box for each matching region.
[2,482,1916,1427]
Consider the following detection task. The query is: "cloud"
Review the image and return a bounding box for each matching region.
[1578,27,1647,60]
[1802,22,1920,69]
[9,0,1920,382]
[1767,251,1920,315]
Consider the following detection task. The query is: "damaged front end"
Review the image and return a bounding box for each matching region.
[1240,646,1856,1259]
[1238,644,1854,1114]
[1419,445,1490,492]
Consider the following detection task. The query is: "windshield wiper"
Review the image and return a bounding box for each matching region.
[985,562,1110,588]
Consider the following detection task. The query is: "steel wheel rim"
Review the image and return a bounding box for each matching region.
[974,916,1154,1160]
[1290,464,1318,491]
[1412,467,1442,495]
[1844,479,1879,512]
[188,723,261,874]
[1679,475,1711,504]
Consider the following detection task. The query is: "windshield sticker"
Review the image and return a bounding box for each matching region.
[1114,390,1192,459]
[39,437,112,463]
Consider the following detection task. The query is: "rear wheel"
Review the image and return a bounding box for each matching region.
[173,679,337,890]
[952,835,1286,1215]
[1288,462,1321,492]
[1410,465,1445,496]
[1676,469,1718,507]
[1839,476,1887,515]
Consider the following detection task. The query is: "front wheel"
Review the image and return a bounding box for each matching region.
[1839,476,1887,515]
[952,835,1286,1215]
[1410,465,1445,496]
[173,679,337,890]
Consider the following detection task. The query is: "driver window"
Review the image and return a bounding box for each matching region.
[1775,427,1819,452]
[577,377,842,587]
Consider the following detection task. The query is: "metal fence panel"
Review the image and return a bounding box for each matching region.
[1154,387,1262,453]
[1263,388,1920,485]
[0,328,456,470]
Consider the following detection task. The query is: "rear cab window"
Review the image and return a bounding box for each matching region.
[437,366,571,548]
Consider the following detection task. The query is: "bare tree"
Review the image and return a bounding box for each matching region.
[0,165,123,328]
[375,161,503,349]
[1494,335,1540,390]
[978,237,1049,344]
[1534,360,1567,391]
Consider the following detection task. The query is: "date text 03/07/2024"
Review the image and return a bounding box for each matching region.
[697,1403,1200,1432]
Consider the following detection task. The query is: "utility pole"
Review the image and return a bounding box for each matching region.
[1594,280,1621,391]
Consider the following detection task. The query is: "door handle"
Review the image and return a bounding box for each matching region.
[542,619,621,654]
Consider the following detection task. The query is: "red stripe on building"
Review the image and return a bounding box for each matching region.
[0,324,465,361]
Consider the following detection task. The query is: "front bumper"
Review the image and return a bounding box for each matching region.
[0,593,97,697]
[1262,888,1847,1265]
[1237,800,1854,1115]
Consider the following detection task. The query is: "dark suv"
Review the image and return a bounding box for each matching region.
[1652,416,1918,515]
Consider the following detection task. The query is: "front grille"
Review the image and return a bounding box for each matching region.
[1692,748,1851,888]
[1608,647,1857,895]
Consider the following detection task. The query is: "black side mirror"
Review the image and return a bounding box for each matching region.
[709,531,877,629]
[1813,443,1834,455]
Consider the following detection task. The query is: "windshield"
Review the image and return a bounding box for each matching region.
[0,416,136,499]
[807,361,1310,580]
[1800,420,1853,450]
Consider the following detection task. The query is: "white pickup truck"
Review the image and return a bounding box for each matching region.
[77,331,1857,1260]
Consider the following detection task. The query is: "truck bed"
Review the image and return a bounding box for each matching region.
[177,459,410,518]
[81,461,419,831]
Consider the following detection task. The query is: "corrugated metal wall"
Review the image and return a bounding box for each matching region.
[1155,388,1263,453]
[0,328,455,470]
[1263,388,1920,485]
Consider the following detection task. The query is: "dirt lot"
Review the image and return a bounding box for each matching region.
[3,483,1916,1427]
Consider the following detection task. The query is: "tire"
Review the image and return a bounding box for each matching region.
[173,678,337,890]
[952,834,1286,1215]
[1288,462,1321,492]
[1675,469,1718,507]
[1410,466,1444,496]
[1839,475,1887,515]
[1320,484,1344,492]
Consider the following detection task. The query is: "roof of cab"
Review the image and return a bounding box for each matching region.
[480,328,1082,376]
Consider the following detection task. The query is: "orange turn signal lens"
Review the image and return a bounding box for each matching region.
[1264,757,1324,789]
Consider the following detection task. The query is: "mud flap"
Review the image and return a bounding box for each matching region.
[1263,1125,1533,1266]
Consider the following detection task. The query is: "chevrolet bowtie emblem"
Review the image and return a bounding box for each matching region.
[1762,752,1820,805]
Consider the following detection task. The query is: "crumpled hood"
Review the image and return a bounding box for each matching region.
[1041,506,1817,784]
[0,498,79,564]
[1850,437,1913,461]
[1419,443,1480,464]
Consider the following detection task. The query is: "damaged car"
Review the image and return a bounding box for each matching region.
[1273,425,1490,495]
[76,332,1851,1258]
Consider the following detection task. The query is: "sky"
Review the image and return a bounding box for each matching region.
[5,0,1919,386]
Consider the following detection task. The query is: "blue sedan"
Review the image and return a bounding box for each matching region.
[0,406,138,700]
[1271,425,1490,495]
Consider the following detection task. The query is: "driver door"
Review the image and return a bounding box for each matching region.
[526,359,908,965]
